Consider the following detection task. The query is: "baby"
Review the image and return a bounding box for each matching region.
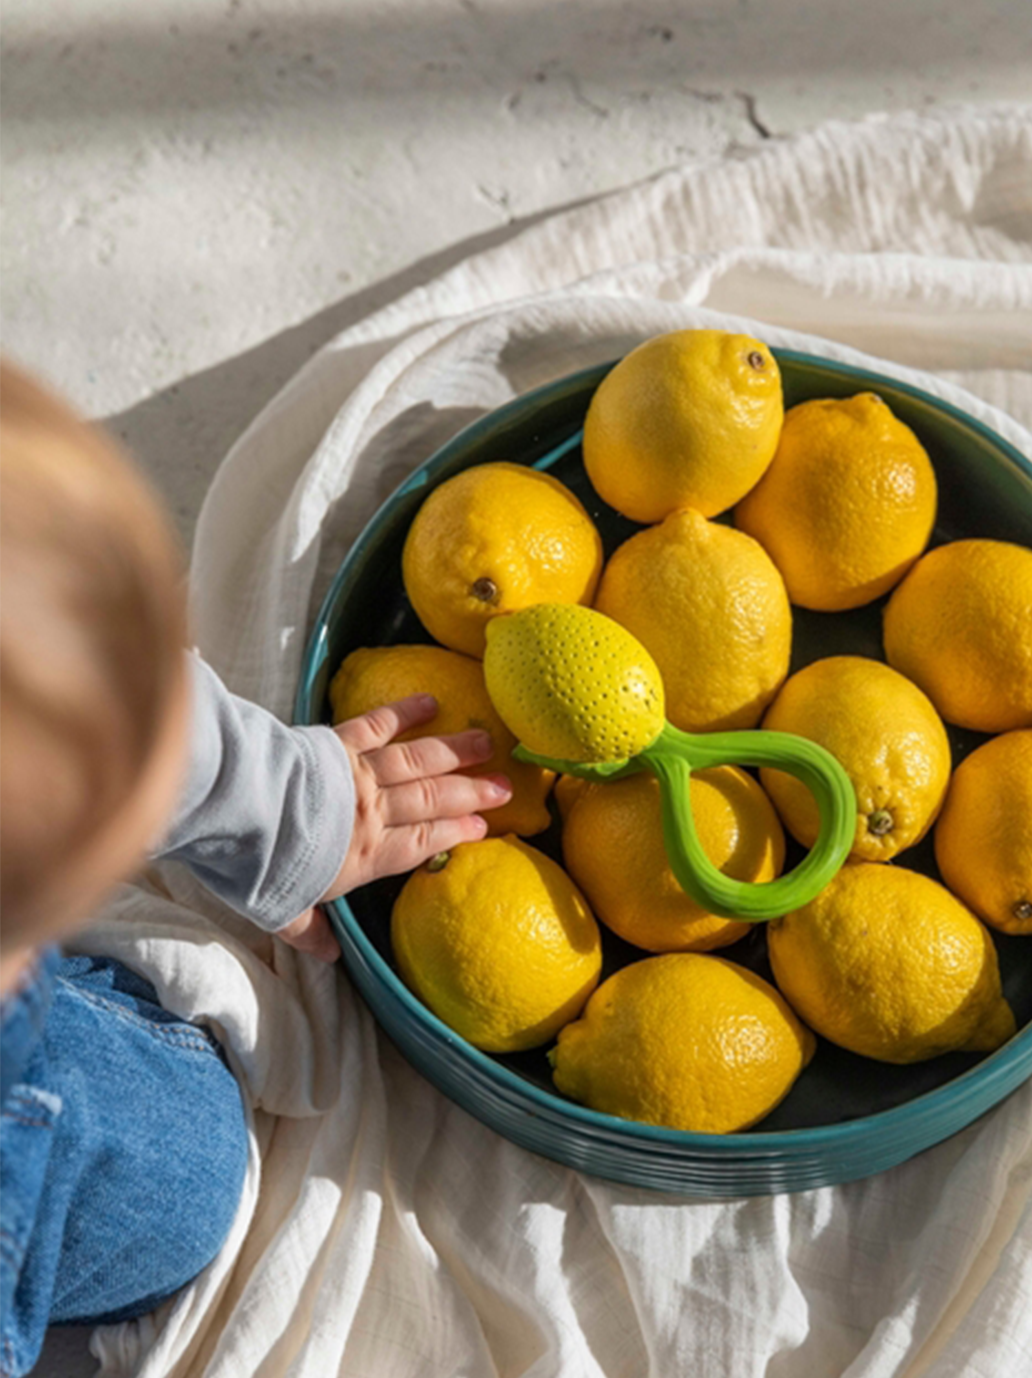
[0,360,512,1375]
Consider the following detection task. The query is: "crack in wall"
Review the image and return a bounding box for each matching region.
[736,90,772,138]
[475,182,513,222]
[678,86,778,139]
[563,70,610,119]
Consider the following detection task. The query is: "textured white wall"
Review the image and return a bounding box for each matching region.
[2,0,1029,539]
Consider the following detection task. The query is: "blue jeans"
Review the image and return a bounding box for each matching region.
[0,950,249,1378]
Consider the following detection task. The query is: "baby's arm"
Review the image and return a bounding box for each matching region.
[154,656,510,955]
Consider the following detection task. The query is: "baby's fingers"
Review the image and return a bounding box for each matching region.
[381,813,491,875]
[382,772,512,827]
[335,694,439,754]
[277,906,341,963]
[365,728,494,786]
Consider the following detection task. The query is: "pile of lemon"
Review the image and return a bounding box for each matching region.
[331,328,1032,1137]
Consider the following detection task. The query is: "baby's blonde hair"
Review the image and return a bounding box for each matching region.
[1,360,187,944]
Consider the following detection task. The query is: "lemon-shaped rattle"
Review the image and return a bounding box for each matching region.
[484,604,855,921]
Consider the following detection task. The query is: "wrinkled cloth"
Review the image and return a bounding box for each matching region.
[80,106,1032,1378]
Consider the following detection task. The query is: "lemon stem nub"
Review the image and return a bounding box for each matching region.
[1014,900,1032,922]
[867,809,894,837]
[747,351,766,369]
[471,577,499,603]
[427,852,451,872]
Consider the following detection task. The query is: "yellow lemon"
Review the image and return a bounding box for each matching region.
[402,462,602,658]
[391,837,601,1053]
[554,773,591,821]
[935,730,1032,935]
[735,393,937,611]
[767,863,1015,1064]
[883,539,1032,733]
[562,768,784,952]
[550,953,814,1133]
[760,656,951,861]
[582,329,783,521]
[593,508,792,733]
[329,644,553,837]
[483,603,665,764]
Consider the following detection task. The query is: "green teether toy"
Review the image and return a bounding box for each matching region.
[483,603,855,921]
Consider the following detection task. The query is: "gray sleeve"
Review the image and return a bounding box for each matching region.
[154,655,355,931]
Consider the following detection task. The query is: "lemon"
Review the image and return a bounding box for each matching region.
[562,768,784,952]
[402,462,602,658]
[391,837,601,1053]
[582,329,783,521]
[329,644,553,837]
[735,393,937,611]
[550,953,814,1134]
[768,863,1015,1064]
[593,508,792,733]
[760,656,951,861]
[483,603,665,764]
[883,539,1032,733]
[554,773,591,821]
[935,730,1032,935]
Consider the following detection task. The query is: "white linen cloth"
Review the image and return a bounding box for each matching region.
[80,105,1032,1378]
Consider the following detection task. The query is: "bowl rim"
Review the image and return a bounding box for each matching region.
[297,346,1032,1154]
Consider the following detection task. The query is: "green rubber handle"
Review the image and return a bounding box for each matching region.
[639,723,855,921]
[515,720,856,921]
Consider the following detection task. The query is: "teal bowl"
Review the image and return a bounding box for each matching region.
[295,349,1032,1196]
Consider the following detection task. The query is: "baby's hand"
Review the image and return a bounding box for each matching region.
[328,692,512,893]
[277,694,512,963]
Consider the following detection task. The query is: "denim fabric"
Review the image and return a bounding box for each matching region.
[0,948,61,1109]
[0,953,249,1378]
